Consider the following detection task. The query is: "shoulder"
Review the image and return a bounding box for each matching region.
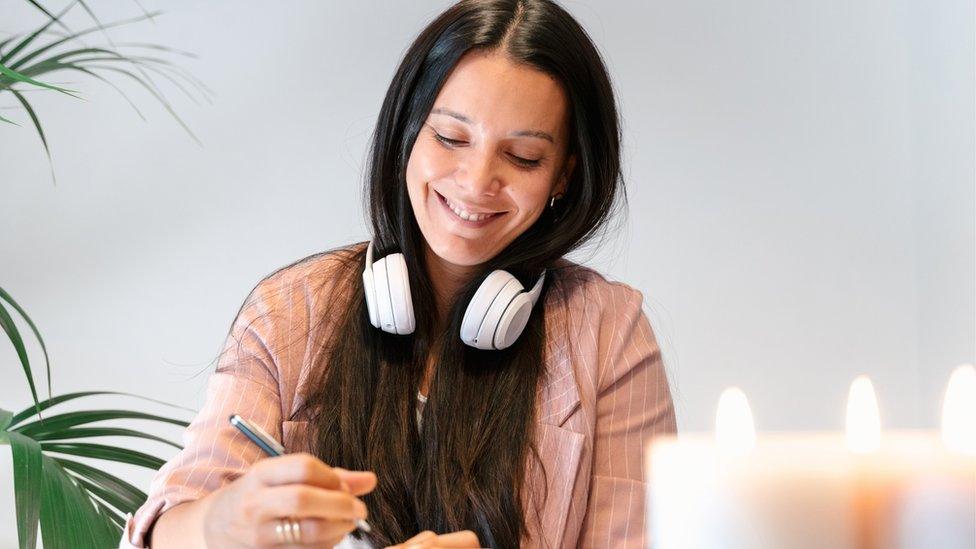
[543,259,654,391]
[544,258,646,317]
[243,241,367,313]
[222,243,367,410]
[226,242,367,358]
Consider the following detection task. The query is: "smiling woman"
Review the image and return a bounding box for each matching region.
[123,1,676,548]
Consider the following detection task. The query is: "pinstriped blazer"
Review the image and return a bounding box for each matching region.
[121,243,676,548]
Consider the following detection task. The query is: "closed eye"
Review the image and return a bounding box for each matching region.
[433,130,542,169]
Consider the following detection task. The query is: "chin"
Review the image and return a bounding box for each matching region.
[427,237,498,268]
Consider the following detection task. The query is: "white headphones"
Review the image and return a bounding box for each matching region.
[362,241,546,350]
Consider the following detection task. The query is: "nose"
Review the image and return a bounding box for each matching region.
[455,149,501,196]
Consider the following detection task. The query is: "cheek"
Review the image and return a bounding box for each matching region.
[512,178,557,221]
[406,138,454,187]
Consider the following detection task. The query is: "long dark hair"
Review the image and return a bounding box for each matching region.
[296,1,623,546]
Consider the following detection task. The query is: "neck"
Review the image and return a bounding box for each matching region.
[423,242,479,330]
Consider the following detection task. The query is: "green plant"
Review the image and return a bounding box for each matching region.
[3,1,202,547]
[1,0,210,182]
[1,291,194,547]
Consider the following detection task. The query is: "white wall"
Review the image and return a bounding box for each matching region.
[1,0,973,541]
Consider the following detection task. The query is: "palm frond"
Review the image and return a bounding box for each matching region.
[0,61,77,95]
[15,409,190,438]
[40,442,167,470]
[0,285,53,403]
[0,1,75,65]
[8,390,194,429]
[9,88,56,184]
[1,5,202,180]
[0,292,43,419]
[38,452,120,546]
[7,432,42,549]
[3,394,193,546]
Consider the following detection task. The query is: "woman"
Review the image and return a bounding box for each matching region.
[122,0,675,547]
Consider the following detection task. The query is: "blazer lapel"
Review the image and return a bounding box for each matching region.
[524,329,586,548]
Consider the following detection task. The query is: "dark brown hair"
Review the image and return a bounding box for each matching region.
[295,1,623,546]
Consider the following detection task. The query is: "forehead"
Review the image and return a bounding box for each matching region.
[432,50,570,140]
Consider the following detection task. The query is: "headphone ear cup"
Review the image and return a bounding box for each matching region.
[494,293,535,350]
[461,270,524,350]
[362,266,380,328]
[372,256,397,334]
[384,253,415,334]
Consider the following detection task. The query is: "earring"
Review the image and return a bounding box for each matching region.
[549,192,565,208]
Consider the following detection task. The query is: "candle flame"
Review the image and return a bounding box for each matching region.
[715,387,756,455]
[941,364,976,455]
[846,375,881,454]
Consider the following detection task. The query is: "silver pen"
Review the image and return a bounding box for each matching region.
[229,414,373,533]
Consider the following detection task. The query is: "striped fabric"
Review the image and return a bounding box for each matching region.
[121,243,676,548]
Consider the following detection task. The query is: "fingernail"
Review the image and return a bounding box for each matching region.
[355,500,368,517]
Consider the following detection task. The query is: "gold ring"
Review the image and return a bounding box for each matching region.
[275,518,302,544]
[289,518,302,543]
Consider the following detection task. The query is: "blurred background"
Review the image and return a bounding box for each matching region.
[1,0,973,541]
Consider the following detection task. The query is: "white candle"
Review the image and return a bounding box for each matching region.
[647,367,976,549]
[892,365,976,549]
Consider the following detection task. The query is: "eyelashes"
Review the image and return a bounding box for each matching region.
[432,131,542,169]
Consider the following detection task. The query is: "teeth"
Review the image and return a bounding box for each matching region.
[443,195,497,222]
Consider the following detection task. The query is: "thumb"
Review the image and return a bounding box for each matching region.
[333,467,378,496]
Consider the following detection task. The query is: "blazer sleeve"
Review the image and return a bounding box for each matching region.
[577,283,677,548]
[120,276,288,548]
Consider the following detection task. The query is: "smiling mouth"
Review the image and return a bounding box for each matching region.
[436,191,506,223]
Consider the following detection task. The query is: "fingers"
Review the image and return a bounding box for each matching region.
[252,484,368,523]
[333,467,378,496]
[385,529,481,548]
[249,454,378,498]
[385,530,436,548]
[255,516,355,547]
[430,530,481,547]
[251,453,343,490]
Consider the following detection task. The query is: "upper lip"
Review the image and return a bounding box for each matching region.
[437,191,506,215]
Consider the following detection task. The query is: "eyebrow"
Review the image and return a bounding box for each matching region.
[430,107,555,143]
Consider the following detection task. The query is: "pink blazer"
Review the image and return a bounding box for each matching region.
[122,243,676,548]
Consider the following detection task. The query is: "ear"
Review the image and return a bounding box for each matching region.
[555,154,577,195]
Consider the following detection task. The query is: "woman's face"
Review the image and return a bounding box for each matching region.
[405,50,576,271]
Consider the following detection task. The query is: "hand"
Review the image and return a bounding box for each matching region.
[384,529,482,548]
[201,452,376,548]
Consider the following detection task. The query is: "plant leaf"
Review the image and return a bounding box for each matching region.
[38,453,119,546]
[21,0,77,36]
[57,457,148,513]
[39,441,166,469]
[84,65,201,144]
[66,473,128,522]
[1,34,23,54]
[40,62,146,120]
[0,61,77,95]
[32,426,182,449]
[0,296,41,420]
[9,390,194,429]
[7,432,42,549]
[83,488,126,529]
[0,286,52,400]
[1,408,13,431]
[15,409,189,438]
[10,89,57,184]
[0,1,75,66]
[6,11,163,72]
